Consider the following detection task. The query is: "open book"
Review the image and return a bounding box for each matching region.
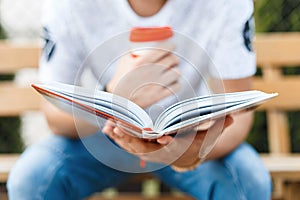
[32,82,277,139]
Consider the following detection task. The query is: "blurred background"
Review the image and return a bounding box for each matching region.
[0,0,47,154]
[1,0,299,155]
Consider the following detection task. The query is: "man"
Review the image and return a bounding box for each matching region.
[8,0,271,199]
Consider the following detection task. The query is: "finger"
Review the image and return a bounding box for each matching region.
[159,67,181,85]
[114,127,139,139]
[103,127,136,153]
[159,81,181,98]
[110,134,136,153]
[224,115,234,128]
[105,119,116,127]
[113,127,125,138]
[103,120,116,133]
[102,125,114,136]
[157,136,173,145]
[194,120,216,131]
[113,127,149,153]
[115,127,168,155]
[136,42,175,64]
[156,54,180,71]
[214,115,234,130]
[208,115,233,134]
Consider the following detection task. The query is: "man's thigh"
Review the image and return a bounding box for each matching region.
[154,143,272,200]
[7,134,131,200]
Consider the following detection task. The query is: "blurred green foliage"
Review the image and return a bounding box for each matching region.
[247,112,269,153]
[288,112,300,152]
[0,74,14,81]
[0,24,5,39]
[255,0,300,32]
[283,67,300,76]
[0,117,23,153]
[0,71,23,153]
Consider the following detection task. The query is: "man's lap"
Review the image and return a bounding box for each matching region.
[7,134,132,199]
[7,133,271,200]
[154,143,272,199]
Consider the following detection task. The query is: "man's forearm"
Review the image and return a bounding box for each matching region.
[204,77,254,160]
[205,111,254,160]
[42,100,99,138]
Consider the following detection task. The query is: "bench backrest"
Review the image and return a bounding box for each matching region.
[1,33,300,155]
[0,42,41,117]
[253,33,300,154]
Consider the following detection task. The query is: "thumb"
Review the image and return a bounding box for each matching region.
[157,135,173,145]
[223,115,234,129]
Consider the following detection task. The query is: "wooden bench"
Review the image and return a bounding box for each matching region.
[1,33,300,200]
[253,33,300,200]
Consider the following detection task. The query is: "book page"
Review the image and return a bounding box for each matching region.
[156,90,265,127]
[157,91,278,135]
[32,83,154,134]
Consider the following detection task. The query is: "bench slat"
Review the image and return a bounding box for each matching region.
[0,84,41,116]
[253,77,300,110]
[0,154,19,182]
[0,42,40,73]
[261,154,300,180]
[255,33,300,67]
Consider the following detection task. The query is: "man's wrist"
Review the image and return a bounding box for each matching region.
[171,157,203,172]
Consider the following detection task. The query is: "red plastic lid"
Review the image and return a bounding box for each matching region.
[130,26,173,42]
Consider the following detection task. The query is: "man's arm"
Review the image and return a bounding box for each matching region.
[41,99,99,138]
[206,76,253,160]
[42,43,180,138]
[103,77,253,168]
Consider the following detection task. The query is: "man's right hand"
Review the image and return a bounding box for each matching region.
[106,43,181,109]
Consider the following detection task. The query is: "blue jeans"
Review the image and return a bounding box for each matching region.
[7,133,271,200]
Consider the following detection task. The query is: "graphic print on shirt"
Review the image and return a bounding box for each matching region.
[243,16,255,52]
[43,27,56,61]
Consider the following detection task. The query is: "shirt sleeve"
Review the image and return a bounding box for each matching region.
[209,0,256,80]
[38,0,85,85]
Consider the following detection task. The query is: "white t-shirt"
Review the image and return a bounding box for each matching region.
[39,0,256,119]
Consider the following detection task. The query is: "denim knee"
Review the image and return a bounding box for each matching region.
[7,135,133,200]
[7,144,70,200]
[224,143,272,199]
